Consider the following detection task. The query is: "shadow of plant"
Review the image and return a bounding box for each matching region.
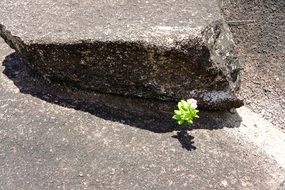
[172,130,197,151]
[2,53,243,151]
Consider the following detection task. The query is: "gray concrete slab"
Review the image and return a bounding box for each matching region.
[0,0,221,44]
[0,0,243,110]
[0,37,284,190]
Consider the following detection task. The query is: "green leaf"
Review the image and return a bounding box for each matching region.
[173,114,181,120]
[174,110,181,115]
[181,100,190,110]
[187,120,193,124]
[172,99,199,125]
[178,102,183,110]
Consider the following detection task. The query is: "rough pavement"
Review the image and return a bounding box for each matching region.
[0,0,242,110]
[1,37,285,189]
[220,0,285,130]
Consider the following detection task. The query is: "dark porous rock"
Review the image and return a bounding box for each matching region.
[0,0,243,110]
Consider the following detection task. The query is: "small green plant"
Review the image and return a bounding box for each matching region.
[173,99,199,125]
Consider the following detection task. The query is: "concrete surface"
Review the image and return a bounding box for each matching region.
[221,0,285,129]
[1,37,285,189]
[0,0,242,110]
[0,0,221,44]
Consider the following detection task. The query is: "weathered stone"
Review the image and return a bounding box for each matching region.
[0,0,243,110]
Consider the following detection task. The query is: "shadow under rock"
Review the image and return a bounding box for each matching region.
[2,53,242,143]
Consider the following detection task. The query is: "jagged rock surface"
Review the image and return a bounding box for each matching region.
[0,0,243,110]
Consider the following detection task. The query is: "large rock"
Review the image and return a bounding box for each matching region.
[0,0,243,110]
